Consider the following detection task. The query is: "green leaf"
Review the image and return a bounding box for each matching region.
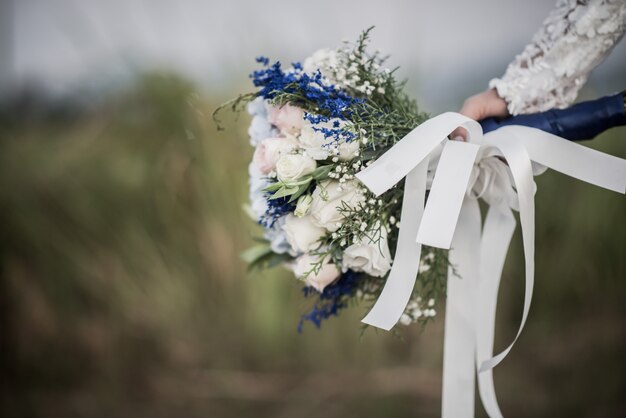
[263,182,283,192]
[285,176,313,187]
[264,252,293,269]
[240,244,273,264]
[312,165,333,180]
[248,250,293,271]
[288,183,310,203]
[269,185,299,200]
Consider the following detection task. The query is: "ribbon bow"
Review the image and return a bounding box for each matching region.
[355,112,626,418]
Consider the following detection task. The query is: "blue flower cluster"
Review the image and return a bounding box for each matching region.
[255,56,270,66]
[311,121,358,143]
[297,270,363,332]
[250,57,363,123]
[259,194,296,228]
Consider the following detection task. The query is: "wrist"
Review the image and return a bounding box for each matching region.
[487,88,510,118]
[488,80,513,116]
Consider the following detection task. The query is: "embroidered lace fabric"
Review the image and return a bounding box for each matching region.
[490,0,626,115]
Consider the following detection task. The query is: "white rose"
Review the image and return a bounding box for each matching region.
[275,153,316,183]
[337,139,360,161]
[297,123,331,160]
[293,254,341,292]
[343,225,392,277]
[294,194,313,217]
[253,136,299,175]
[298,118,351,160]
[282,214,325,253]
[309,180,365,231]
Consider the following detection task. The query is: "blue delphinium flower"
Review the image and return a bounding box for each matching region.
[255,56,270,66]
[250,58,364,122]
[260,194,296,228]
[298,270,363,332]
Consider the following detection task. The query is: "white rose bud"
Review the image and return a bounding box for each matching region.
[309,180,365,231]
[294,194,313,217]
[275,153,317,183]
[343,224,392,277]
[282,214,325,253]
[293,254,341,292]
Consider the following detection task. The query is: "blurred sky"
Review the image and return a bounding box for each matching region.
[2,0,625,110]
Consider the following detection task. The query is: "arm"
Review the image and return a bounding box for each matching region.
[490,0,626,115]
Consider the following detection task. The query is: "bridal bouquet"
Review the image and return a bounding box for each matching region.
[225,29,448,330]
[217,26,626,416]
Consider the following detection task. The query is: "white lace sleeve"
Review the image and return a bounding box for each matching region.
[489,0,626,115]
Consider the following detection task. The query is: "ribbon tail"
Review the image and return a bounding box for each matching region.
[358,113,484,330]
[479,134,536,372]
[475,206,517,418]
[442,197,481,418]
[492,126,626,194]
[361,157,429,330]
[418,140,480,249]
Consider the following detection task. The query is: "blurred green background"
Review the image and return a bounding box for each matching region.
[1,2,626,414]
[0,71,624,418]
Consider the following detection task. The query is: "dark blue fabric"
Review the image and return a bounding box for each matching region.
[480,92,626,141]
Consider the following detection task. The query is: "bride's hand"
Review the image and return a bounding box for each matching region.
[451,88,510,140]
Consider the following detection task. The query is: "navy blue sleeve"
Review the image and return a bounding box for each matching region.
[480,92,626,141]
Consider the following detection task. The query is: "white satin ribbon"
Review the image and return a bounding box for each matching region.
[361,157,429,330]
[442,197,481,418]
[355,112,626,417]
[359,113,482,331]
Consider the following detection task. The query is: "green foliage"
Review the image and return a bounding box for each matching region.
[212,92,257,130]
[242,243,293,271]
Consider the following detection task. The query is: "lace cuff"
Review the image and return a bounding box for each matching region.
[490,0,626,116]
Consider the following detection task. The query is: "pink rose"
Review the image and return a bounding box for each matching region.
[293,254,341,292]
[253,137,299,174]
[268,104,304,135]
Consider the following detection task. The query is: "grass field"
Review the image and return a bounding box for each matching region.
[1,73,625,417]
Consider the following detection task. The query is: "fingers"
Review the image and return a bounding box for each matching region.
[450,126,469,141]
[460,99,485,121]
[451,98,484,140]
[451,89,510,140]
